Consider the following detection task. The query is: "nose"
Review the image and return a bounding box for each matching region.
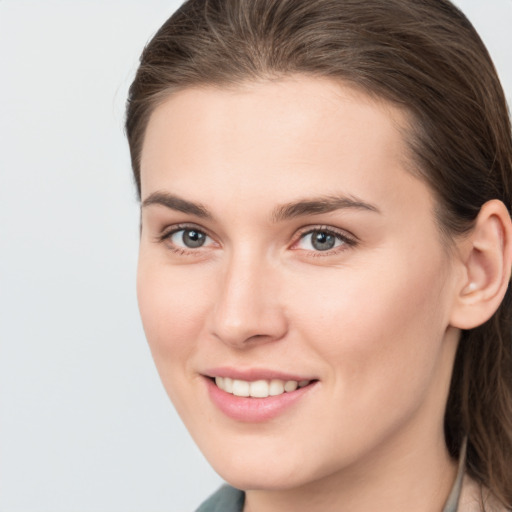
[208,251,288,348]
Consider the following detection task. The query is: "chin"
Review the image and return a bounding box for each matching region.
[198,436,336,492]
[215,462,311,492]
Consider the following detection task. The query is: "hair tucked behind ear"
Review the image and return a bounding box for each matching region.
[126,0,512,506]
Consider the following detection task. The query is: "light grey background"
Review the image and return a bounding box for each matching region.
[0,1,511,511]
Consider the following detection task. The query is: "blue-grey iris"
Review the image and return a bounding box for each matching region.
[182,229,206,248]
[311,231,336,251]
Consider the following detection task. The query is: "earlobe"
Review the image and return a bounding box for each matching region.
[450,200,512,330]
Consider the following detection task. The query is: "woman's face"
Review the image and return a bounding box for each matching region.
[138,77,462,490]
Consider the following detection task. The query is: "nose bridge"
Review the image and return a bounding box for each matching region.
[210,246,286,347]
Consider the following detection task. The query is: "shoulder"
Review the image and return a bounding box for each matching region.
[195,485,245,512]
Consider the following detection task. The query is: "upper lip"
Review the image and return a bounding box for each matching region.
[202,367,316,382]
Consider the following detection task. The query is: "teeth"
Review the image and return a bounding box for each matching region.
[232,379,250,397]
[214,377,311,397]
[284,380,298,392]
[224,377,233,393]
[269,379,284,396]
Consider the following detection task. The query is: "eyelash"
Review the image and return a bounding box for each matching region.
[157,224,358,257]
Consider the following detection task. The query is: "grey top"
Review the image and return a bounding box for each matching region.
[196,439,468,512]
[195,484,245,512]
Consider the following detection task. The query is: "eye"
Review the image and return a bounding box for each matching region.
[166,227,213,249]
[295,228,355,252]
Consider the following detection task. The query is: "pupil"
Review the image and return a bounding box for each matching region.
[312,231,335,251]
[183,229,205,248]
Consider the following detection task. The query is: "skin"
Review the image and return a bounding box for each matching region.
[137,77,466,512]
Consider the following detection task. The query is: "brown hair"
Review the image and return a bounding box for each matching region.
[126,0,512,506]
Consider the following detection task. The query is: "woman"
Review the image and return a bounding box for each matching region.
[125,0,512,510]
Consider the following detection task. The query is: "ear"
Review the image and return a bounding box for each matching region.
[450,199,512,330]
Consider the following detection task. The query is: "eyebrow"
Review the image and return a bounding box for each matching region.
[271,195,380,222]
[141,191,379,222]
[142,191,213,219]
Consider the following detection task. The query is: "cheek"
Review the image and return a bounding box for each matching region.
[287,248,452,400]
[136,260,211,374]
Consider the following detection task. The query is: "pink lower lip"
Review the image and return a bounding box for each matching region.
[205,377,317,422]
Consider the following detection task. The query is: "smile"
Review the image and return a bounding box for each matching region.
[214,377,311,398]
[205,372,318,422]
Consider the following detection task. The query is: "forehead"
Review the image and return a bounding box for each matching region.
[142,77,410,165]
[140,76,428,219]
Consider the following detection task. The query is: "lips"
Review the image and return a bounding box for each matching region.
[203,368,318,422]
